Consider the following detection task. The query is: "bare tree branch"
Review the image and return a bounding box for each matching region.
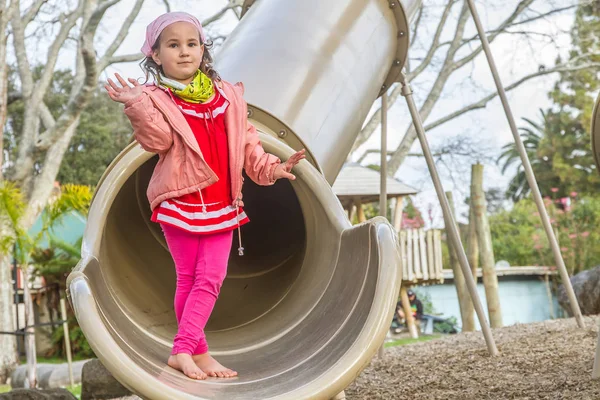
[36,7,84,104]
[98,0,144,71]
[407,0,457,81]
[386,1,471,176]
[23,0,47,25]
[452,0,535,70]
[424,61,600,132]
[106,53,143,66]
[202,1,243,27]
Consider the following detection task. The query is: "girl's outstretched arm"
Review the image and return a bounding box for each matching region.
[243,122,306,184]
[243,122,281,185]
[106,73,173,154]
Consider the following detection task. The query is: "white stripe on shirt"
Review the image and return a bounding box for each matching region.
[156,212,248,233]
[159,201,239,220]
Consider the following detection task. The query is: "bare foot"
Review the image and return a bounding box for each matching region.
[168,354,207,380]
[192,353,237,378]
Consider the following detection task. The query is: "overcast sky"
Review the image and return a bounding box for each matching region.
[20,0,588,227]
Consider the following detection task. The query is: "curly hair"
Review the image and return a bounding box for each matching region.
[140,33,220,84]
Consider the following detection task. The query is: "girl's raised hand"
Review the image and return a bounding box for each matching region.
[273,149,306,181]
[105,73,143,104]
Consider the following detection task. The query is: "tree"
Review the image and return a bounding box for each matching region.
[499,108,600,201]
[0,0,243,383]
[352,0,600,178]
[4,69,132,186]
[549,1,600,131]
[0,183,90,387]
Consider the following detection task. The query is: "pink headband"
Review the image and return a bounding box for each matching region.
[141,12,206,57]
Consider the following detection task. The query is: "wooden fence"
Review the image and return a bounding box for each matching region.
[399,229,444,285]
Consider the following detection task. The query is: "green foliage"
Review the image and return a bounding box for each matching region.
[0,181,26,254]
[31,235,82,290]
[57,89,132,186]
[0,183,92,359]
[490,194,600,275]
[49,316,95,359]
[4,66,131,186]
[498,109,598,201]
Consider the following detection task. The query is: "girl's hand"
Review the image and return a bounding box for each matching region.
[105,73,143,104]
[273,149,306,181]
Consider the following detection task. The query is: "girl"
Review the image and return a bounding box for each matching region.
[105,12,305,380]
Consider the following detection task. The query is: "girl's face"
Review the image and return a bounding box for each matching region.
[152,22,204,84]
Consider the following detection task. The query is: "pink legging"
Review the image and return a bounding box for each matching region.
[161,224,233,355]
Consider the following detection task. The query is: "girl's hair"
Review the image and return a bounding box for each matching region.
[140,33,220,84]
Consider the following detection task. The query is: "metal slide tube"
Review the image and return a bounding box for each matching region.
[67,1,423,398]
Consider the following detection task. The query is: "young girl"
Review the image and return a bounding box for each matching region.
[105,12,305,380]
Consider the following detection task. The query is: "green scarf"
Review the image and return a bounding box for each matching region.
[159,70,214,103]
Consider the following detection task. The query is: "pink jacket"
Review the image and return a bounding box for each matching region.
[124,80,281,211]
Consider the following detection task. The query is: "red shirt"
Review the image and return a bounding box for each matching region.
[151,88,250,234]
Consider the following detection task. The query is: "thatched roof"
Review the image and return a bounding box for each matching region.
[332,163,418,203]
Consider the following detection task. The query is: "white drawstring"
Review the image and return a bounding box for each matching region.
[199,189,207,215]
[235,198,244,256]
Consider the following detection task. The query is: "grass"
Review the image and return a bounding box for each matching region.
[67,384,81,398]
[384,334,442,348]
[0,384,81,398]
[19,356,87,365]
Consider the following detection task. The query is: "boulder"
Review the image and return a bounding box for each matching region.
[81,359,132,400]
[0,388,76,399]
[11,361,88,389]
[557,265,600,315]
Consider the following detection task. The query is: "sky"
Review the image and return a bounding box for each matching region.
[18,0,586,227]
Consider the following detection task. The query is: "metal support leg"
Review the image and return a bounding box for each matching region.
[464,0,584,330]
[378,92,388,359]
[399,73,498,356]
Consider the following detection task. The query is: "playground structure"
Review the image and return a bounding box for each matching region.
[66,0,589,399]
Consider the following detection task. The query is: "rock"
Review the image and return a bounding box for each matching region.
[81,359,132,400]
[557,265,600,315]
[10,361,88,389]
[0,388,76,399]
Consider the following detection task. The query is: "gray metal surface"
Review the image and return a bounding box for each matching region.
[67,0,421,398]
[217,0,419,183]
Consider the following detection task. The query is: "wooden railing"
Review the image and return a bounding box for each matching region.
[399,229,444,285]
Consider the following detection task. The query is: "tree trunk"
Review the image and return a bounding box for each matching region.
[0,253,17,383]
[471,163,503,328]
[0,1,11,181]
[445,191,475,332]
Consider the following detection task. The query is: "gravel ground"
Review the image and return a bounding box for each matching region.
[346,317,600,400]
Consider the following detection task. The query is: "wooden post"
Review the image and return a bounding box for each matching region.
[21,267,37,388]
[433,230,444,280]
[400,230,409,282]
[406,230,414,282]
[412,229,423,279]
[393,196,404,232]
[426,230,435,280]
[544,275,555,320]
[60,298,74,388]
[471,164,503,328]
[445,192,475,332]
[355,197,366,223]
[419,230,429,281]
[467,199,479,279]
[400,287,419,339]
